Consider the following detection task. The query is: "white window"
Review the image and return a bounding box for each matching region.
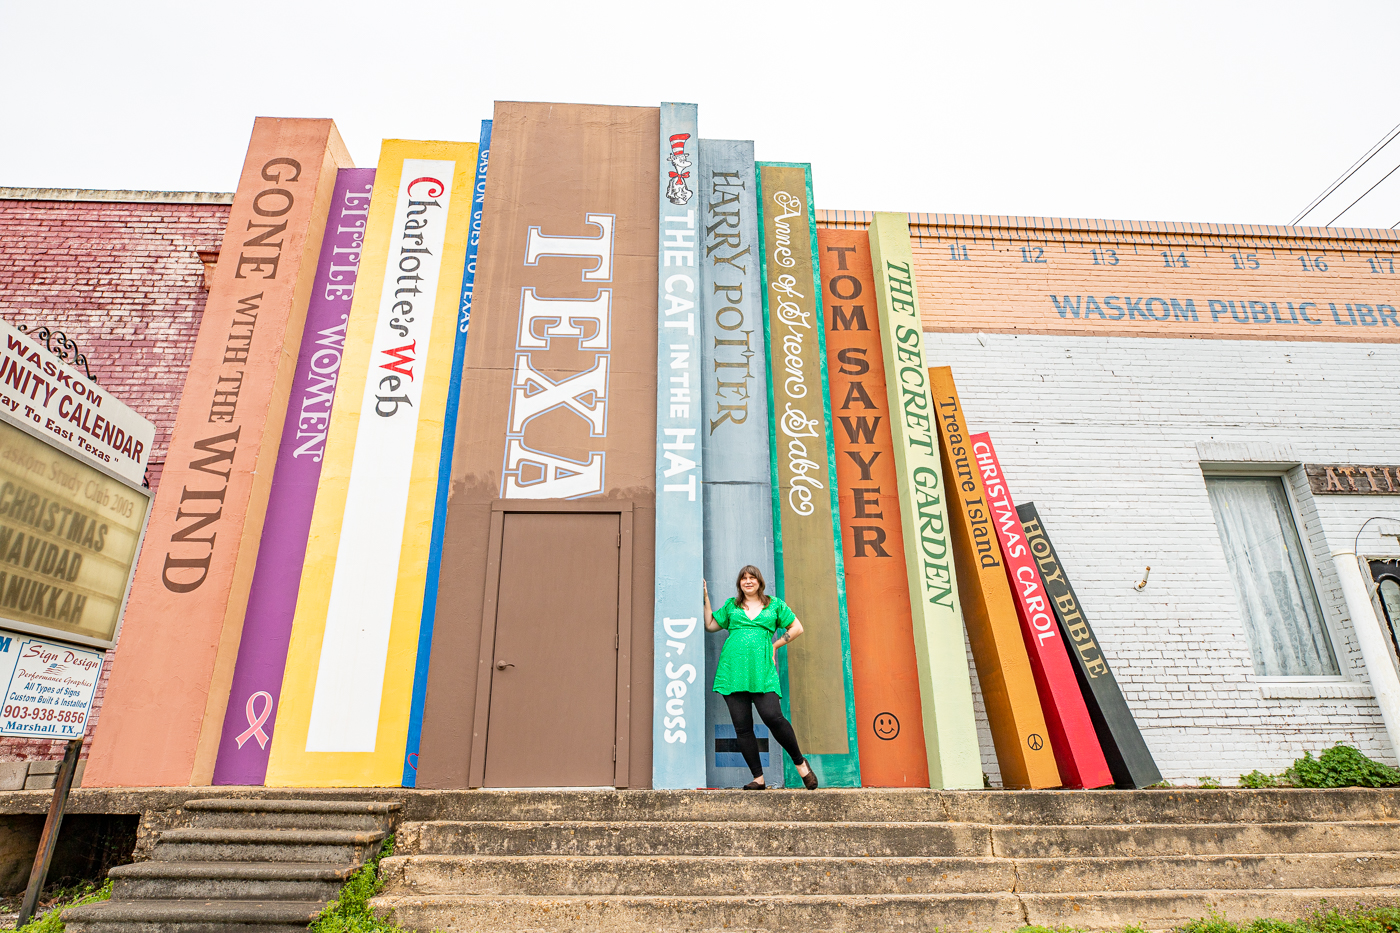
[1205,476,1339,677]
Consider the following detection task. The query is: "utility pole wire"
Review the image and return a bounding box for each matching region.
[1326,161,1400,226]
[1291,121,1400,226]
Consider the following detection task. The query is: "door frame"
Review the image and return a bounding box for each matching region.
[470,499,635,788]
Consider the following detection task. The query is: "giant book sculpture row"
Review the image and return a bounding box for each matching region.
[86,106,1161,791]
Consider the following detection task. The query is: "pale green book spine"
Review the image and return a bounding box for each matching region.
[866,211,982,789]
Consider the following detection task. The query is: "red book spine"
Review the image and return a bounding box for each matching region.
[970,432,1113,788]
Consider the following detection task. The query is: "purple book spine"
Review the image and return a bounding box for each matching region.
[212,167,375,785]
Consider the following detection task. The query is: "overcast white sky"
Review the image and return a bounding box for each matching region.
[5,1,1400,229]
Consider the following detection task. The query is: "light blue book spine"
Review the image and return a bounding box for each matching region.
[698,139,781,788]
[652,102,707,789]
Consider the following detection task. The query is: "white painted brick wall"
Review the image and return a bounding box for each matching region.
[926,332,1400,786]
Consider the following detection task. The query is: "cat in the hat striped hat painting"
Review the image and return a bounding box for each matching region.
[666,133,693,205]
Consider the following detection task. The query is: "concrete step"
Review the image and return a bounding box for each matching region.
[400,818,1400,859]
[370,888,1400,933]
[994,821,1400,858]
[402,820,992,857]
[380,854,1016,895]
[183,798,398,833]
[398,788,1400,826]
[108,860,353,902]
[152,828,386,864]
[380,851,1400,896]
[61,897,325,933]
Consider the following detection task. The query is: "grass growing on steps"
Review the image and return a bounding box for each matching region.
[14,880,111,933]
[1012,905,1400,933]
[311,836,434,933]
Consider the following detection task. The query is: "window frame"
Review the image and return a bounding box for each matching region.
[1200,464,1347,683]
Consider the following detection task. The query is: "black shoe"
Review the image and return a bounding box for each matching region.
[800,767,818,790]
[743,780,768,790]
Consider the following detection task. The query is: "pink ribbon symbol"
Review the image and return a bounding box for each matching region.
[235,691,274,749]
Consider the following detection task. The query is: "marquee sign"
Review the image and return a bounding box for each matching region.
[0,294,154,654]
[0,320,154,489]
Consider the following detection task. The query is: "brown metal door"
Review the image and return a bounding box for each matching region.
[483,511,621,787]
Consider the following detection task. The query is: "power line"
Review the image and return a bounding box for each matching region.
[1291,121,1400,226]
[1326,160,1400,226]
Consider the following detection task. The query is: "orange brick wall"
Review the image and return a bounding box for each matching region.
[0,192,230,762]
[818,211,1400,343]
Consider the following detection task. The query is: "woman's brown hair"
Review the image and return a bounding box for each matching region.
[735,565,772,608]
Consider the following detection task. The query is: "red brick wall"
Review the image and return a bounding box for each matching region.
[0,193,229,762]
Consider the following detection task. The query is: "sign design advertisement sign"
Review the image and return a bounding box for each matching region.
[757,162,859,786]
[652,103,706,789]
[269,139,478,787]
[0,631,102,739]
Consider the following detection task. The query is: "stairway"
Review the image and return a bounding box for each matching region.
[63,797,400,932]
[371,788,1400,932]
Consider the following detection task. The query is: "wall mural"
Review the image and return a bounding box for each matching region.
[84,103,1168,791]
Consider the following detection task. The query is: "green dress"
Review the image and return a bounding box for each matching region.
[711,596,795,697]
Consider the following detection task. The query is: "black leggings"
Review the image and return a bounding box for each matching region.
[723,691,805,776]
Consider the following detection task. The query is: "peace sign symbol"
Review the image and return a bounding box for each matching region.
[1027,734,1045,751]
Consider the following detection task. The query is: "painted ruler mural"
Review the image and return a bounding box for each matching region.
[756,162,859,787]
[865,212,981,789]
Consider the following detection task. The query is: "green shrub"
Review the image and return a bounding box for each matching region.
[1176,905,1400,933]
[310,837,412,933]
[15,879,111,933]
[1239,769,1280,788]
[1286,746,1400,789]
[1199,776,1223,789]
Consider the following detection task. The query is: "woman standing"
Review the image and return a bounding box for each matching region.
[704,566,819,790]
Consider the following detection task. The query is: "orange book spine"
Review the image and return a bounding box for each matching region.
[818,228,929,786]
